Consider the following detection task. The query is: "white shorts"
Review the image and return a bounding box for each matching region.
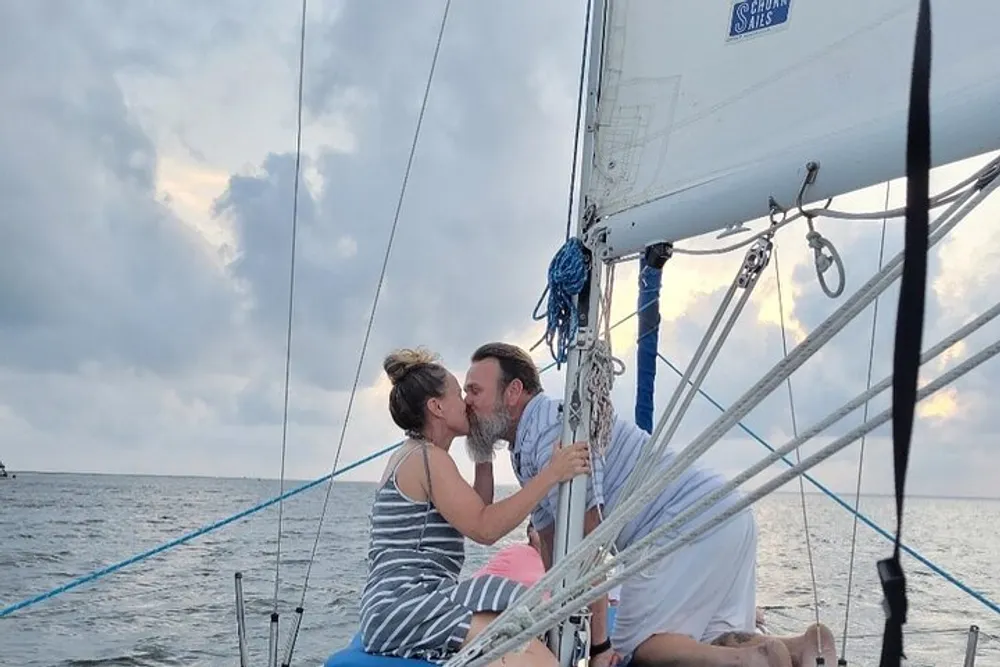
[611,507,758,658]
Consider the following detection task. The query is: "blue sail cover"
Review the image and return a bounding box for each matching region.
[634,255,663,434]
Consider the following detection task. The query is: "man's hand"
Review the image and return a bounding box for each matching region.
[589,649,621,667]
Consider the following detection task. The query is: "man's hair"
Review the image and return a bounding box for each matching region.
[471,342,542,395]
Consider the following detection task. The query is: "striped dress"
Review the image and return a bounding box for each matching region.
[359,443,527,664]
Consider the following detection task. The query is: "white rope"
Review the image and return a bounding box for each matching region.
[577,265,624,576]
[586,339,622,457]
[805,219,846,299]
[448,178,999,667]
[582,258,624,567]
[587,264,624,457]
[668,156,1000,257]
[601,261,616,341]
[491,606,538,652]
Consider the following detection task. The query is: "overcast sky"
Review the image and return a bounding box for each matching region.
[3,0,999,500]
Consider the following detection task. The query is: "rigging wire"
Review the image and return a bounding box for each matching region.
[773,245,824,655]
[840,182,891,660]
[563,0,593,241]
[294,0,453,610]
[272,0,309,616]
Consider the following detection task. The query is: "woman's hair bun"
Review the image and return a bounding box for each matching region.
[383,347,440,386]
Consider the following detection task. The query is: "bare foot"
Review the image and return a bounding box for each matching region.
[794,623,837,667]
[741,638,793,667]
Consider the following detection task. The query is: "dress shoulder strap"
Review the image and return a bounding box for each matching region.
[419,441,434,505]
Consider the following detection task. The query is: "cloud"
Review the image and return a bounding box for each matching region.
[0,1,241,379]
[3,0,1000,510]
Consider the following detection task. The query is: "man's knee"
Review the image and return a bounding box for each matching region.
[711,630,762,648]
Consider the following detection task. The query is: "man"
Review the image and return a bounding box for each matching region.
[464,342,836,667]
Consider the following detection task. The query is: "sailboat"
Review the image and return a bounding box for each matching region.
[0,0,996,664]
[1,1,997,664]
[299,1,1000,667]
[0,460,8,479]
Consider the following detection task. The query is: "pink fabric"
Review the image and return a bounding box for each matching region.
[473,544,546,589]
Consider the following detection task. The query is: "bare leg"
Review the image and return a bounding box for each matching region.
[712,631,769,649]
[462,612,557,667]
[632,631,792,667]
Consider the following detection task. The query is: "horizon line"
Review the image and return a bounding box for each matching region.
[8,469,1000,503]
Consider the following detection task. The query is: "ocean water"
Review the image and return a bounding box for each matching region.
[1,472,997,667]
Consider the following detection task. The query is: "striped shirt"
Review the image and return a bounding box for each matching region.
[359,443,526,663]
[510,393,742,551]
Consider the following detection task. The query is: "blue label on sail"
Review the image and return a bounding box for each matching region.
[727,0,791,41]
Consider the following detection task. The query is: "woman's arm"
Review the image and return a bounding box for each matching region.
[421,443,588,545]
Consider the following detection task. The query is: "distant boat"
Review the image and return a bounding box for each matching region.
[0,460,12,479]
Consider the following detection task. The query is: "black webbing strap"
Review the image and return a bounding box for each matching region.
[878,1,931,666]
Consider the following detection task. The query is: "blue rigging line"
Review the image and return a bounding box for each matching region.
[0,442,403,619]
[654,351,1000,617]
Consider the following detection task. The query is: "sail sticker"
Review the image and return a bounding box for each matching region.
[726,0,791,42]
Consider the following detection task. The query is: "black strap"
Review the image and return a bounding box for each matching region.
[878,1,931,666]
[590,638,612,657]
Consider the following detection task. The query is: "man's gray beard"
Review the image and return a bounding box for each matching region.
[466,404,513,464]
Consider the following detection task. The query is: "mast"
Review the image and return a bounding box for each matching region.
[549,0,606,665]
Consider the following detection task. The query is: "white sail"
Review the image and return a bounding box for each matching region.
[588,0,1000,260]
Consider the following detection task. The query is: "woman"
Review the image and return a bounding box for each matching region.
[359,348,590,667]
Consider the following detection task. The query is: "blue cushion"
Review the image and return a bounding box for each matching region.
[325,609,618,667]
[325,635,438,667]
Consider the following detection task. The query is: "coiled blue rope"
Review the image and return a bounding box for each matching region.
[0,441,403,619]
[532,237,589,368]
